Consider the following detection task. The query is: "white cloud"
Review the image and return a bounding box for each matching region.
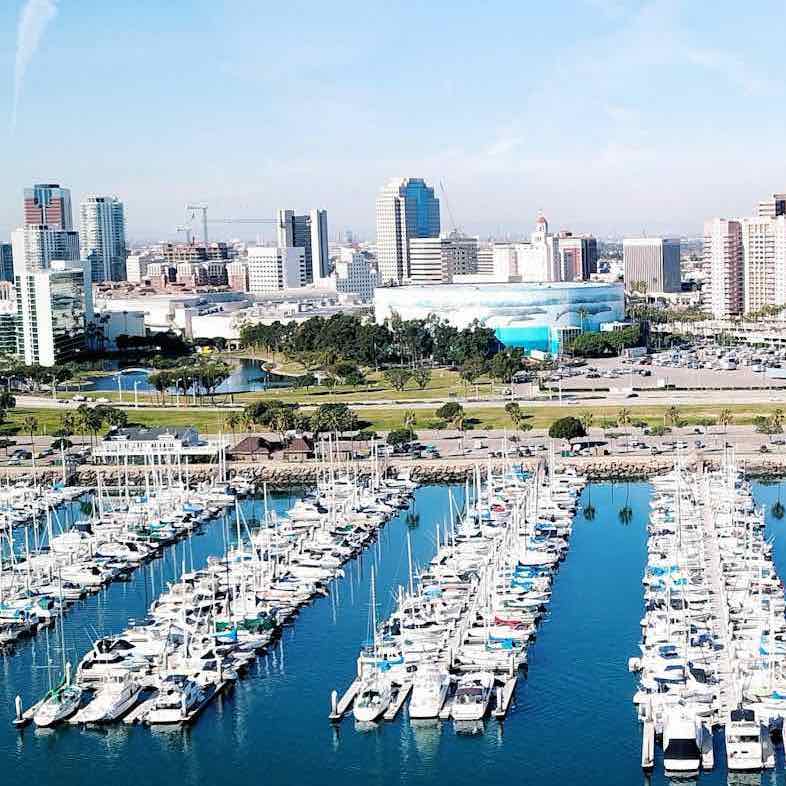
[12,0,59,129]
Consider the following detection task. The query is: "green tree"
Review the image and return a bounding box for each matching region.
[617,407,633,450]
[664,405,682,428]
[387,428,415,447]
[460,356,486,390]
[436,401,463,421]
[383,367,412,392]
[490,350,523,384]
[412,367,432,390]
[548,416,586,441]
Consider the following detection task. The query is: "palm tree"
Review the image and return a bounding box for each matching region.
[226,412,242,446]
[451,411,467,456]
[22,415,38,479]
[664,405,681,428]
[717,408,733,434]
[772,408,785,432]
[617,407,632,452]
[579,410,595,432]
[403,410,417,433]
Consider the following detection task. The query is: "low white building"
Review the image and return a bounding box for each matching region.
[93,426,227,464]
[246,246,305,293]
[321,248,378,300]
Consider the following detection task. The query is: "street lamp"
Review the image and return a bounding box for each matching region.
[175,378,182,408]
[134,380,140,409]
[116,373,123,403]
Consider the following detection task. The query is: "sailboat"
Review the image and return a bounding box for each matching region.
[353,566,392,722]
[34,617,82,727]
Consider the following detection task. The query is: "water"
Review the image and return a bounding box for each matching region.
[2,481,786,784]
[85,359,292,395]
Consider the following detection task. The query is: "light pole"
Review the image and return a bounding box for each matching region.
[176,378,181,408]
[51,374,57,402]
[134,380,140,409]
[116,374,123,403]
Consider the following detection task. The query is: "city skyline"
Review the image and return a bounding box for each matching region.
[3,0,786,241]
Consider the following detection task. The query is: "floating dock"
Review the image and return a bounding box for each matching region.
[491,676,518,719]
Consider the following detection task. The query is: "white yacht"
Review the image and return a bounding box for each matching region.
[76,676,143,724]
[451,672,494,721]
[409,668,450,719]
[725,708,764,771]
[145,675,204,724]
[662,708,701,775]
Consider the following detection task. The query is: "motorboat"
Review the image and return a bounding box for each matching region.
[76,676,143,724]
[409,668,450,719]
[451,672,494,721]
[145,674,204,724]
[662,707,701,775]
[725,708,764,771]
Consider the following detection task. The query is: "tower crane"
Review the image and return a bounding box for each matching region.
[439,180,460,234]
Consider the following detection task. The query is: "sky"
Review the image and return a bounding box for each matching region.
[1,0,785,243]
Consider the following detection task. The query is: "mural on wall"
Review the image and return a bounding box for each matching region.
[376,282,625,353]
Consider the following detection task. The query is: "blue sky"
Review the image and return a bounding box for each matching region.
[2,0,785,242]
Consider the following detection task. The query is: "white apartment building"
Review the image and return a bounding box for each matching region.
[246,246,305,294]
[742,217,776,313]
[328,248,377,301]
[477,244,494,276]
[79,195,127,282]
[623,237,681,293]
[375,177,440,285]
[16,260,93,366]
[10,225,80,276]
[703,219,743,318]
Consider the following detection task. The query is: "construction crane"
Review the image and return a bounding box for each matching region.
[185,203,209,245]
[439,180,460,234]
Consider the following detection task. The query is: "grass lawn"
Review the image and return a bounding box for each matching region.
[6,401,786,440]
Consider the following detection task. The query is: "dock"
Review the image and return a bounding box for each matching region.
[491,676,517,719]
[11,695,45,729]
[328,680,360,722]
[699,722,714,770]
[641,719,655,771]
[382,683,411,721]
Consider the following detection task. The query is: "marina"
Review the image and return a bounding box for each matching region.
[329,462,586,727]
[2,474,786,783]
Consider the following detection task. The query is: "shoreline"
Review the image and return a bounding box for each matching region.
[18,453,786,487]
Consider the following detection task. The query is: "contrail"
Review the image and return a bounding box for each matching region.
[11,0,59,129]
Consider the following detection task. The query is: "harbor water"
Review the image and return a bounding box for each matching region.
[3,481,786,783]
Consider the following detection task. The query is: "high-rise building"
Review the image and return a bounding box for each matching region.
[276,208,330,283]
[757,192,786,219]
[558,233,598,281]
[10,225,80,276]
[407,235,478,284]
[246,247,305,294]
[15,260,93,366]
[79,195,127,282]
[23,184,73,230]
[703,219,743,318]
[623,237,681,293]
[375,177,440,285]
[741,217,776,313]
[0,244,13,283]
